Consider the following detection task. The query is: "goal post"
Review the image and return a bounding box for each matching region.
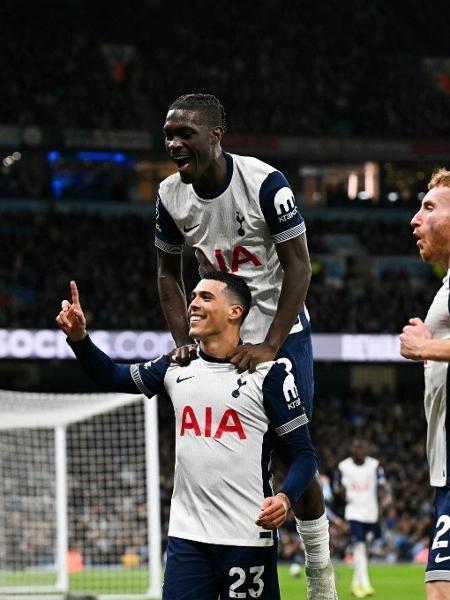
[0,390,162,599]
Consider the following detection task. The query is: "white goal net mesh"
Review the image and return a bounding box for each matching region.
[0,390,161,599]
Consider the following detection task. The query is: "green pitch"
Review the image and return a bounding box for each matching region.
[280,564,425,600]
[0,563,425,599]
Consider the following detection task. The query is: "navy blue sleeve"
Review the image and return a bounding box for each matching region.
[262,360,317,503]
[376,464,387,488]
[259,171,305,244]
[277,427,317,503]
[154,191,184,253]
[68,335,168,396]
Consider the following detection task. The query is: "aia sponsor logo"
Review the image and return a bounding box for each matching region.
[195,246,262,274]
[180,406,246,439]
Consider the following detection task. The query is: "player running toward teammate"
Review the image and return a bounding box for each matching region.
[401,168,450,600]
[56,273,317,600]
[334,439,390,598]
[156,92,337,599]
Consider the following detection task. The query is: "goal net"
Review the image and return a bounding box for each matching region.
[0,390,162,600]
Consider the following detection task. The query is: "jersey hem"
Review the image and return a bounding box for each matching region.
[168,531,274,547]
[431,477,447,487]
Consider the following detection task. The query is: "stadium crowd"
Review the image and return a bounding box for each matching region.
[2,1,450,138]
[1,206,439,333]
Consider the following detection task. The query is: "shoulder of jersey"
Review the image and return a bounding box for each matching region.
[233,153,277,180]
[247,360,284,385]
[166,361,197,376]
[158,172,182,197]
[253,360,276,376]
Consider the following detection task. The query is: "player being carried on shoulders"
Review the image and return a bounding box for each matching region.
[155,92,337,599]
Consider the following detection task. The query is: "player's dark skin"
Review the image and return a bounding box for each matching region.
[158,107,324,520]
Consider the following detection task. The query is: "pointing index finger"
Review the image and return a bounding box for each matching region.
[70,280,81,307]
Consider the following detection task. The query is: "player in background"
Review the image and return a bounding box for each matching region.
[156,92,337,599]
[400,168,450,600]
[334,439,390,598]
[56,273,317,600]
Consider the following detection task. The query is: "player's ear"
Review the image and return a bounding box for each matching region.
[229,304,244,323]
[210,126,224,146]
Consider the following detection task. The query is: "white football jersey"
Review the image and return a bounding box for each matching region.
[336,456,385,523]
[424,270,450,487]
[130,351,312,546]
[155,151,310,343]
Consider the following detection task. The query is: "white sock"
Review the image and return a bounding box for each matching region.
[295,513,330,569]
[353,542,370,587]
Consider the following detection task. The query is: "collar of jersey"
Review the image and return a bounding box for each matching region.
[199,348,231,363]
[192,151,233,200]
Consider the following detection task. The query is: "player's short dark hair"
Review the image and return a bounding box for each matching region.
[201,271,251,323]
[169,93,227,131]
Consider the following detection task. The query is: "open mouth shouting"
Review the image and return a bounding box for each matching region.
[173,156,192,174]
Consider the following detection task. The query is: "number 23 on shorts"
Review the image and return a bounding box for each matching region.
[228,566,264,599]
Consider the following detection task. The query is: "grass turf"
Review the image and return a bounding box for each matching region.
[280,563,425,600]
[0,563,426,599]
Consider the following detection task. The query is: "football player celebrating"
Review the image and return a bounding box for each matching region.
[156,93,337,599]
[57,273,317,600]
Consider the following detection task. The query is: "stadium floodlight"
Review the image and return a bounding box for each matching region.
[0,390,162,600]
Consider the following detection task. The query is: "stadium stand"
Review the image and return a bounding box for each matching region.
[0,204,440,332]
[1,1,450,137]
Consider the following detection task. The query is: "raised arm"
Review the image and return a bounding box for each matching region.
[157,249,197,364]
[56,281,165,394]
[56,280,87,341]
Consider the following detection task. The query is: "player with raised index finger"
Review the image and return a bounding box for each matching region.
[57,272,318,600]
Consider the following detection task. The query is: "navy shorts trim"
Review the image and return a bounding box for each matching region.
[427,486,450,580]
[163,536,280,600]
[348,520,378,543]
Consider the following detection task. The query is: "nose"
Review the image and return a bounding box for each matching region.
[188,295,199,313]
[167,137,183,153]
[411,210,421,228]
